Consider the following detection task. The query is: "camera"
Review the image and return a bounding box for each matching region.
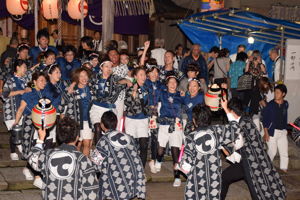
[253,57,257,60]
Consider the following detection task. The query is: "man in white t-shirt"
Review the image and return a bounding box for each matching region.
[151,38,167,66]
[229,44,246,62]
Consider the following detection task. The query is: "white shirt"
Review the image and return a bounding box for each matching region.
[273,56,284,82]
[93,40,103,52]
[151,47,167,66]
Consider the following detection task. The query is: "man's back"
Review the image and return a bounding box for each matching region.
[28,144,99,200]
[91,130,146,200]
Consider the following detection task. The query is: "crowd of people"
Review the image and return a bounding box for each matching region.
[0,27,291,200]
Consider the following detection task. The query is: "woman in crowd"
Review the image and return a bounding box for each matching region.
[80,36,94,61]
[144,59,162,173]
[124,66,150,169]
[183,78,205,135]
[228,52,248,100]
[14,71,50,189]
[213,48,230,86]
[245,50,267,80]
[34,49,56,72]
[59,67,95,157]
[43,64,67,148]
[57,45,81,83]
[0,44,33,87]
[89,57,127,144]
[88,52,101,74]
[2,60,32,160]
[249,77,273,135]
[155,72,184,187]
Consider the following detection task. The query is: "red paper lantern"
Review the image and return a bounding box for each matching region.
[205,83,227,111]
[67,0,88,20]
[41,0,59,20]
[6,0,28,16]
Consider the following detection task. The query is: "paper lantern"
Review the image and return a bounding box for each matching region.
[205,83,226,111]
[6,0,28,17]
[41,0,59,20]
[67,0,88,20]
[32,98,57,129]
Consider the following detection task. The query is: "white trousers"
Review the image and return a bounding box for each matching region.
[267,129,289,170]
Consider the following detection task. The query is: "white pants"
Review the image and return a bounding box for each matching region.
[125,117,149,138]
[252,113,264,137]
[267,129,289,170]
[90,104,116,126]
[158,125,183,148]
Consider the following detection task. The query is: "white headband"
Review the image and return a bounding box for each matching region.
[48,63,58,73]
[188,78,201,85]
[100,60,113,67]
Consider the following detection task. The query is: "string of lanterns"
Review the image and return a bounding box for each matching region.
[6,0,88,21]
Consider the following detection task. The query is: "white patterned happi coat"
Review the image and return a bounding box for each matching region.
[178,121,242,200]
[28,144,99,200]
[91,130,146,200]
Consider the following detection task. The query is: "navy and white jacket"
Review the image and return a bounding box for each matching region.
[28,143,99,200]
[58,84,97,130]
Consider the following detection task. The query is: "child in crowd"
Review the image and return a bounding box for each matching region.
[263,84,289,172]
[28,117,99,200]
[91,111,145,200]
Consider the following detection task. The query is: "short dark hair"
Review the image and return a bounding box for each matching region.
[107,48,119,56]
[164,71,178,85]
[13,59,26,72]
[209,46,220,54]
[10,38,19,46]
[275,84,287,98]
[57,117,80,144]
[81,36,94,49]
[164,50,175,57]
[187,63,200,73]
[27,71,46,87]
[94,30,101,35]
[52,30,58,35]
[227,98,246,117]
[237,44,246,50]
[175,44,183,50]
[63,45,77,55]
[101,111,118,130]
[37,28,49,40]
[44,49,56,58]
[17,43,30,52]
[145,58,159,74]
[192,103,212,127]
[182,48,190,56]
[236,52,248,61]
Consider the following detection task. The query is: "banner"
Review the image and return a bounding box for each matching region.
[201,0,225,12]
[270,5,300,21]
[0,17,12,37]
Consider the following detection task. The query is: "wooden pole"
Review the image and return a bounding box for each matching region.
[58,0,62,45]
[81,0,84,38]
[102,0,114,53]
[34,0,38,46]
[280,28,284,82]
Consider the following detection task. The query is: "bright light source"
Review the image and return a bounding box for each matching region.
[248,36,254,44]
